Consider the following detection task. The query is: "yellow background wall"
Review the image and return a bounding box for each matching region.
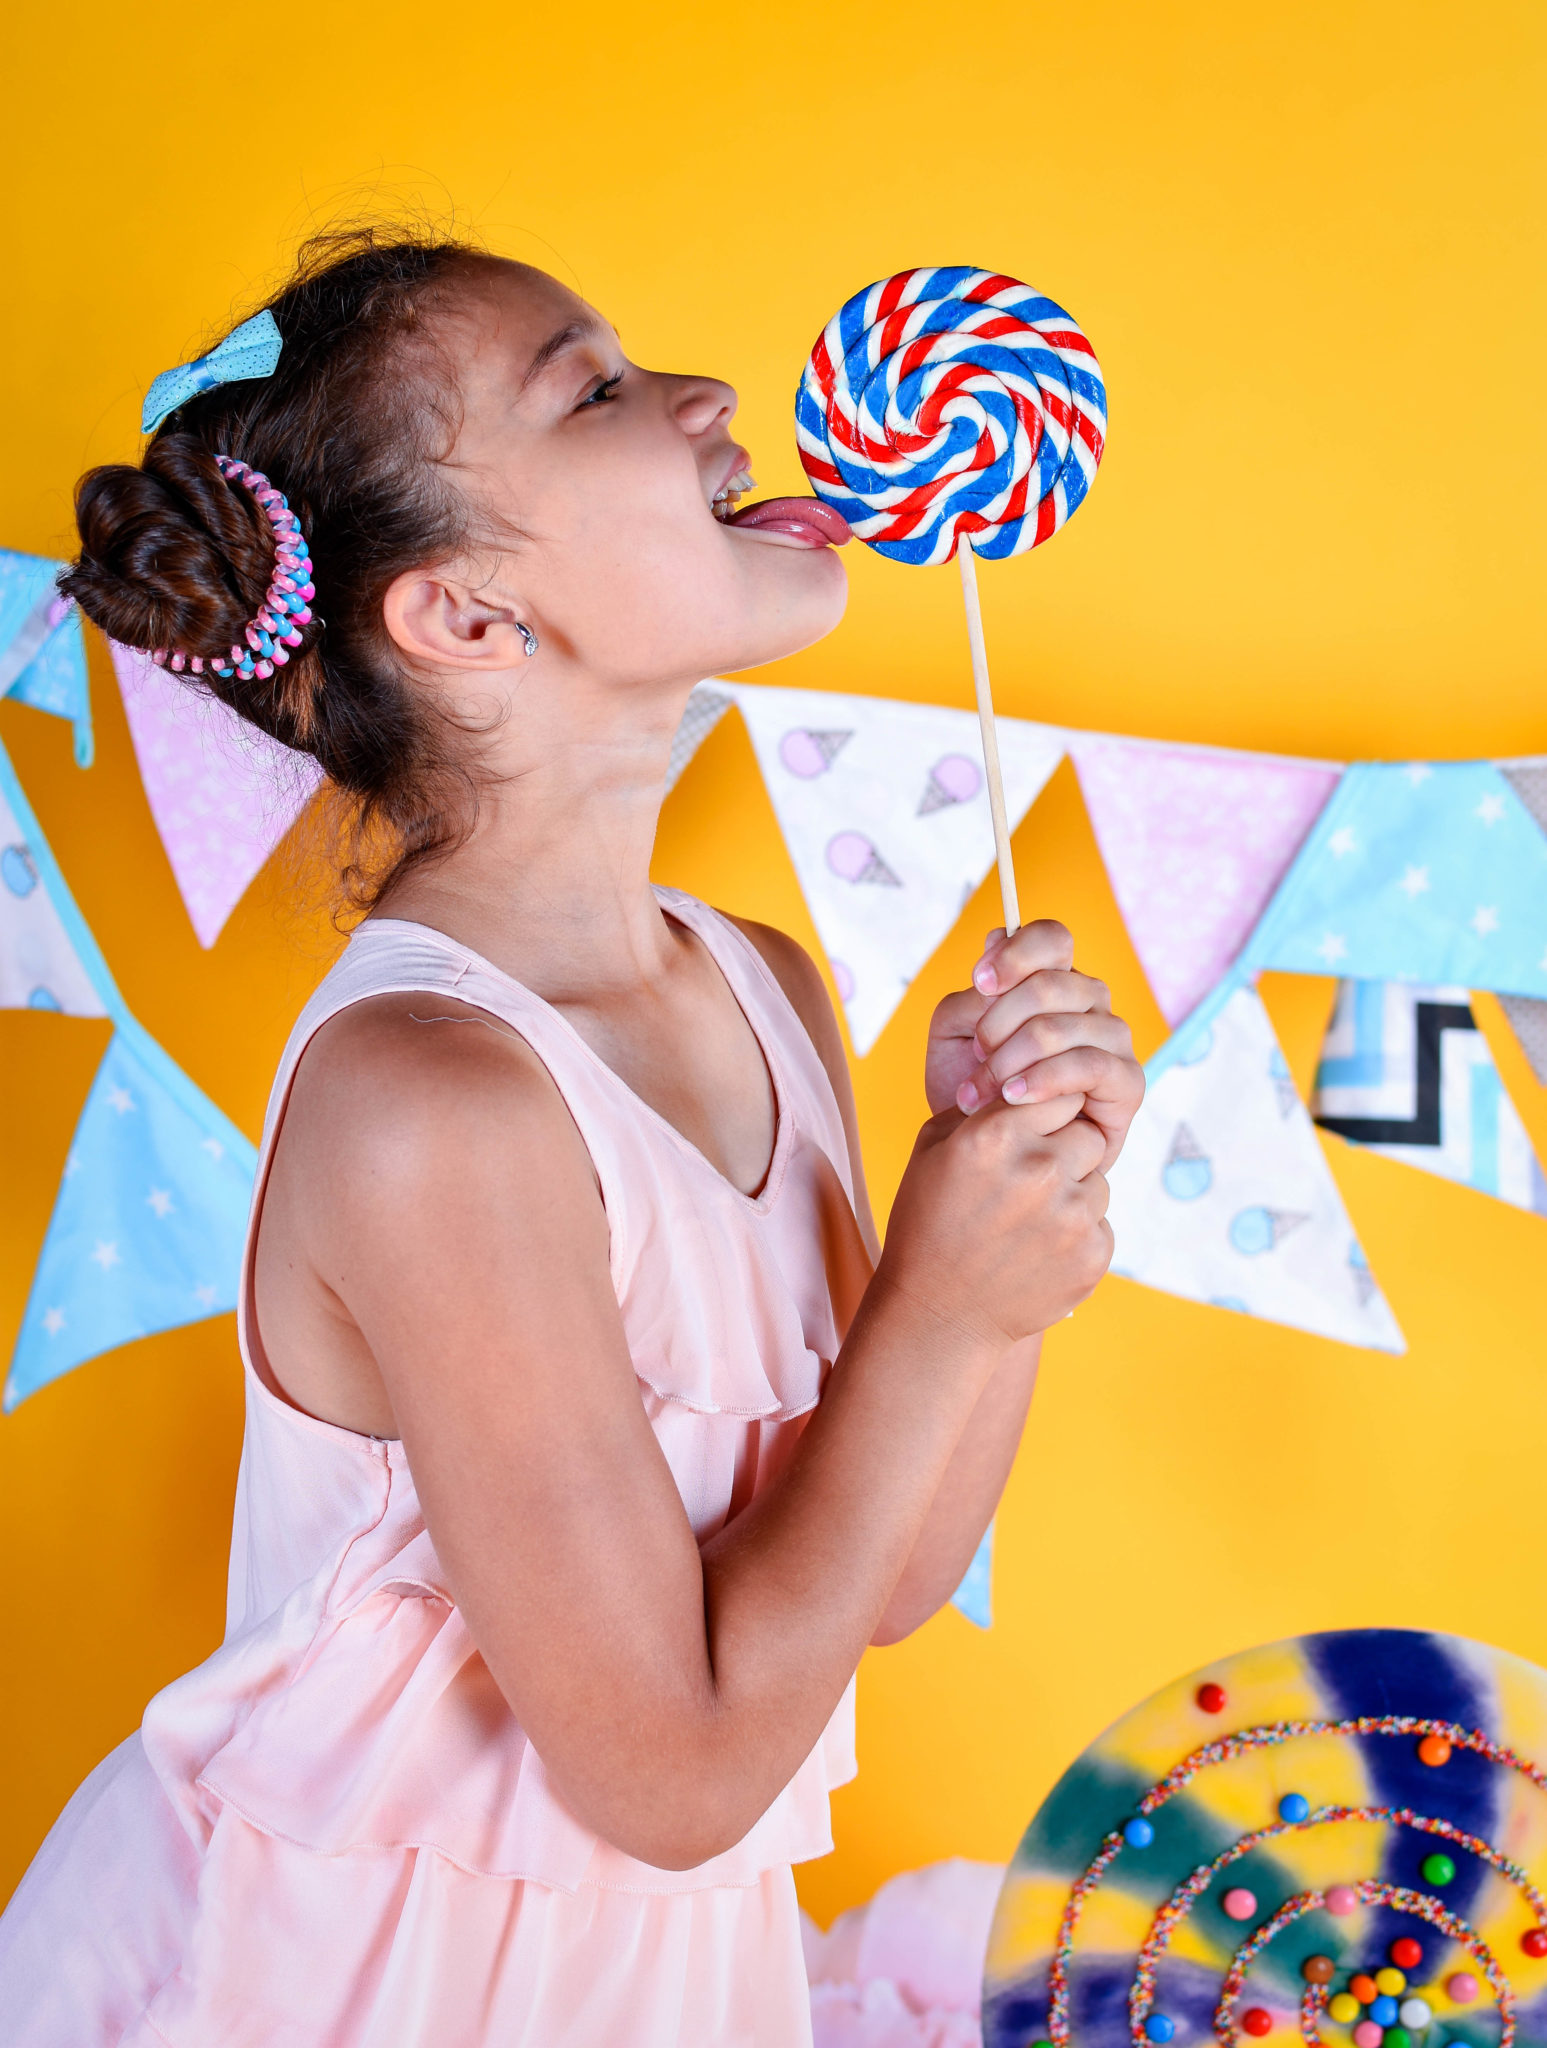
[2,0,1544,1932]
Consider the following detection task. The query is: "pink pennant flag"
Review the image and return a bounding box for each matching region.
[112,643,324,947]
[1069,735,1341,1024]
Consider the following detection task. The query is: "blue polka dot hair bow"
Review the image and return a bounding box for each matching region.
[140,309,283,435]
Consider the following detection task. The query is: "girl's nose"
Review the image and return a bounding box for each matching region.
[670,375,738,439]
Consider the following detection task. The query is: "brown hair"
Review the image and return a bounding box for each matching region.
[62,226,502,911]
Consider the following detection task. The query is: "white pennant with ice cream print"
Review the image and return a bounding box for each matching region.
[724,684,1066,1054]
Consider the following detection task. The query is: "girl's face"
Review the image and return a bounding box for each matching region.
[428,260,850,695]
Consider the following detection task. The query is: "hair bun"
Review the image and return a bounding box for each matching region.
[62,436,274,662]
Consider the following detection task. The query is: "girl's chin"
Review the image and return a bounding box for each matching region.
[725,578,849,673]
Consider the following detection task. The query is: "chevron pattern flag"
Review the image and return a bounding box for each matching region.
[1312,979,1547,1216]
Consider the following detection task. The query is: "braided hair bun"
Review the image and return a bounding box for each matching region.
[62,227,504,906]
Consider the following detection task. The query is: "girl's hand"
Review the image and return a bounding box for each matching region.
[924,921,1144,1172]
[880,1098,1112,1347]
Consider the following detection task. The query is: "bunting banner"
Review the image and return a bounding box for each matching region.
[0,733,258,1411]
[1241,758,1547,997]
[1500,994,1547,1087]
[951,1522,994,1630]
[1067,733,1341,1025]
[0,549,93,766]
[665,681,734,794]
[1105,978,1405,1352]
[725,683,1066,1054]
[111,641,323,948]
[1312,979,1547,1217]
[9,646,1547,1401]
[0,757,107,1018]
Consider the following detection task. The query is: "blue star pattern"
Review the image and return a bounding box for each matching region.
[5,1022,257,1409]
[1,731,258,1409]
[0,548,93,766]
[950,1520,994,1630]
[1242,760,1547,995]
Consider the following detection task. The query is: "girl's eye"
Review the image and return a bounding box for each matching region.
[577,372,624,409]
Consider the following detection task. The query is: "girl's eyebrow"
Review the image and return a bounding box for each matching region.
[519,318,607,394]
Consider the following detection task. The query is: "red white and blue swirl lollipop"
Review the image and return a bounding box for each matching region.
[795,265,1106,568]
[795,266,1108,930]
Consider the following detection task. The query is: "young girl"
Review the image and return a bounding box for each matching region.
[0,230,1142,2047]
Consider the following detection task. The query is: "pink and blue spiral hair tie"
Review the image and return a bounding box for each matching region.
[149,456,316,684]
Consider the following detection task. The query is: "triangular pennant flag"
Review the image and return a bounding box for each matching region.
[0,549,93,766]
[5,1019,258,1410]
[1242,760,1547,998]
[1312,979,1547,1217]
[664,680,734,794]
[1068,733,1340,1025]
[1499,994,1547,1087]
[112,642,324,947]
[0,736,108,1016]
[728,684,1065,1053]
[1501,759,1547,832]
[1106,978,1405,1350]
[950,1521,994,1629]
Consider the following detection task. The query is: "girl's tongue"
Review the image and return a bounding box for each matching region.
[725,498,852,548]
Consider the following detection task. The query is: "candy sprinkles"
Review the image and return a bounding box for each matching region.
[982,1633,1547,2048]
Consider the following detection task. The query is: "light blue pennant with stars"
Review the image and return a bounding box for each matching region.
[1239,758,1547,995]
[950,1520,994,1629]
[0,734,256,1411]
[0,548,93,767]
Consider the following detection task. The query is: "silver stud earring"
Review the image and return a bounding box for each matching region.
[516,622,539,658]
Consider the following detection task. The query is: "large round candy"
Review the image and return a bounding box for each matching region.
[795,265,1107,568]
[982,1628,1547,2048]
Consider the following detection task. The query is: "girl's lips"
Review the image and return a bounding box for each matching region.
[724,497,852,549]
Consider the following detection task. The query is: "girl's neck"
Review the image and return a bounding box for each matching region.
[374,674,689,1005]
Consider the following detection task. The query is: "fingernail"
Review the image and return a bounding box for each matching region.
[1003,1074,1028,1102]
[958,1079,980,1112]
[973,962,997,993]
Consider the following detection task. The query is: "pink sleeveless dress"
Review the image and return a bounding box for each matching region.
[0,890,872,2047]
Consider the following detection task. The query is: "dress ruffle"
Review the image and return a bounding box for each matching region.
[145,1498,856,1894]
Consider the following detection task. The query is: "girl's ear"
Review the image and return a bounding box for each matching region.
[383,567,534,671]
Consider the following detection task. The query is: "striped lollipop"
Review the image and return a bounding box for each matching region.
[795,266,1107,568]
[795,266,1108,930]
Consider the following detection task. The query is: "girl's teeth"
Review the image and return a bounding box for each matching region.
[712,470,756,521]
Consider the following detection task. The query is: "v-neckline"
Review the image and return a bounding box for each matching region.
[364,891,791,1212]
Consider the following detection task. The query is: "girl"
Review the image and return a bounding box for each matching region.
[0,230,1142,2046]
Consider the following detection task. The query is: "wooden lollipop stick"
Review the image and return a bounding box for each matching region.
[956,533,1021,936]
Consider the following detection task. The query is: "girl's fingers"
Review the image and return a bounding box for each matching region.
[1000,1045,1144,1114]
[958,1043,1144,1161]
[975,1005,1132,1077]
[971,970,1114,1054]
[928,986,990,1044]
[955,1022,1129,1108]
[972,919,1075,996]
[954,1086,1089,1133]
